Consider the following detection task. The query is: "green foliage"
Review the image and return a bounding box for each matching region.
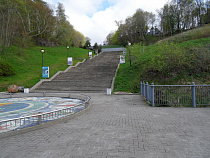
[114,61,140,93]
[139,38,210,84]
[107,9,155,46]
[110,31,120,45]
[106,0,210,46]
[85,40,91,48]
[0,59,15,76]
[0,0,85,49]
[93,43,98,49]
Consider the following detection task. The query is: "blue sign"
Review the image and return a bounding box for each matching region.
[123,51,126,55]
[42,67,49,78]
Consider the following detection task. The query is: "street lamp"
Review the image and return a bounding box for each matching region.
[128,42,131,66]
[41,49,44,67]
[87,46,90,57]
[67,46,69,57]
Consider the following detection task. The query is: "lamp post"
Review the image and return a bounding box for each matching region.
[41,49,44,67]
[128,42,131,66]
[87,46,90,57]
[67,46,69,57]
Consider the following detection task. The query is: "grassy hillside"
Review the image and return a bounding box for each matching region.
[158,24,210,43]
[114,25,210,93]
[0,46,93,92]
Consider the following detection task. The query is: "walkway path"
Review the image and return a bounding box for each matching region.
[1,93,210,158]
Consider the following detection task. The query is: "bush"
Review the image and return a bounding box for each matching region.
[138,41,210,84]
[0,60,15,76]
[126,38,210,85]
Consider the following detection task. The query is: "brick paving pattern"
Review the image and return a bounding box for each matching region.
[0,93,210,158]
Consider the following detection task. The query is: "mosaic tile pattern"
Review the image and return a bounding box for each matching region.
[0,97,85,132]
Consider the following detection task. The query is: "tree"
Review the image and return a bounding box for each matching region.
[194,0,205,25]
[16,0,55,47]
[0,0,86,50]
[158,0,208,35]
[204,0,210,24]
[54,3,85,47]
[107,9,156,46]
[73,31,85,47]
[93,43,98,49]
[110,31,120,45]
[85,37,91,49]
[105,32,115,45]
[0,0,18,51]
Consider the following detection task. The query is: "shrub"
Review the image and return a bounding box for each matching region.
[0,60,15,76]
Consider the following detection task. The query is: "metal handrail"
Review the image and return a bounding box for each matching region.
[140,82,210,107]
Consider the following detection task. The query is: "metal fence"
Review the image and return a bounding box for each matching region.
[140,82,210,107]
[0,92,90,133]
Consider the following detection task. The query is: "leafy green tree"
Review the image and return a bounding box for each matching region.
[85,37,91,49]
[106,9,156,45]
[93,43,98,49]
[0,0,85,50]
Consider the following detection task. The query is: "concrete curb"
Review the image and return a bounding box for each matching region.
[111,61,121,92]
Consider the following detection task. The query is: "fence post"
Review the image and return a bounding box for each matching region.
[143,81,145,97]
[148,84,151,101]
[192,82,196,107]
[140,82,142,94]
[151,83,155,106]
[146,82,148,101]
[38,114,42,125]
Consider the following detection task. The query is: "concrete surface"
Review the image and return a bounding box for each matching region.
[0,93,210,158]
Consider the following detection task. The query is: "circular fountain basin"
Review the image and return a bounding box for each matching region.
[0,97,84,120]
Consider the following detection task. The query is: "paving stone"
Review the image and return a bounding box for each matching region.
[1,94,209,158]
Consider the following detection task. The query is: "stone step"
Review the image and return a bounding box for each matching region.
[80,58,120,66]
[34,80,112,92]
[54,72,115,80]
[32,51,122,93]
[72,65,118,69]
[34,88,108,92]
[35,80,112,88]
[66,67,117,73]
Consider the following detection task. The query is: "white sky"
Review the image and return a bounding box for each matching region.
[45,0,169,45]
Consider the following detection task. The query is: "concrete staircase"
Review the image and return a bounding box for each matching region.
[32,51,121,93]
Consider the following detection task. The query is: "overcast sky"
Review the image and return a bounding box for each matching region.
[44,0,168,45]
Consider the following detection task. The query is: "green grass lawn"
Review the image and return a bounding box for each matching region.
[0,46,94,92]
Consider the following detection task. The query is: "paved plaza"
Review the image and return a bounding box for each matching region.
[0,93,210,158]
